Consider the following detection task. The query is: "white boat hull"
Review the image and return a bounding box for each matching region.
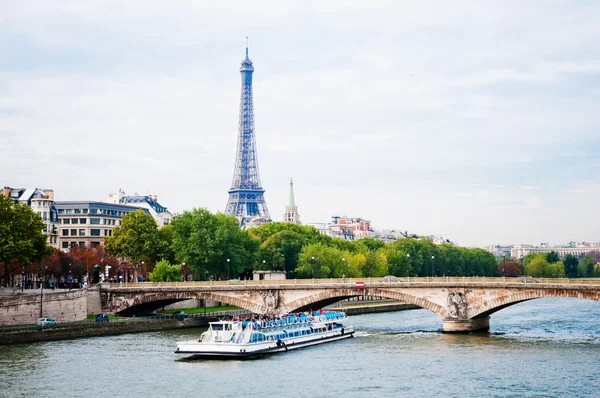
[176,327,354,359]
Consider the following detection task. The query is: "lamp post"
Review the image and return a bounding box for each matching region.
[342,258,346,279]
[40,265,47,317]
[227,258,230,280]
[182,262,186,281]
[281,254,285,273]
[311,256,316,278]
[431,256,435,277]
[140,261,145,282]
[68,270,72,291]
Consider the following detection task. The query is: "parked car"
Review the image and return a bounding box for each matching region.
[381,275,404,282]
[37,317,57,326]
[95,314,110,323]
[171,311,188,320]
[518,275,540,283]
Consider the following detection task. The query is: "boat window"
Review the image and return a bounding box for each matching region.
[211,324,224,331]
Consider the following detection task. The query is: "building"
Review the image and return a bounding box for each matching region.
[510,244,600,259]
[224,43,271,227]
[54,201,150,250]
[105,188,172,227]
[282,178,300,224]
[306,215,374,241]
[252,270,287,281]
[2,187,59,248]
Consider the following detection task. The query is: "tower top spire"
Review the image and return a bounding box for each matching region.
[288,178,296,208]
[246,36,249,57]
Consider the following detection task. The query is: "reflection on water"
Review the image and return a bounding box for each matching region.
[1,298,599,397]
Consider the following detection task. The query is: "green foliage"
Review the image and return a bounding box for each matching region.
[578,256,594,277]
[0,195,49,278]
[296,243,343,278]
[524,254,565,277]
[563,254,579,278]
[545,251,561,264]
[380,246,411,277]
[170,208,259,280]
[148,260,182,282]
[104,210,161,265]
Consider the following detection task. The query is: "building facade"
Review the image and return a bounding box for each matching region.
[54,201,150,250]
[106,188,172,227]
[2,187,59,248]
[510,244,600,259]
[282,178,300,224]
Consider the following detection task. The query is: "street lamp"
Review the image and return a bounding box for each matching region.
[342,258,346,279]
[227,258,230,280]
[311,256,316,278]
[40,265,47,317]
[68,270,72,291]
[431,256,435,277]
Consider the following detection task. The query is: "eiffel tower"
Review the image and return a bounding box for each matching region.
[225,42,271,223]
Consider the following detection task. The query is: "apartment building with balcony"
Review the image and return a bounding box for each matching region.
[2,187,59,248]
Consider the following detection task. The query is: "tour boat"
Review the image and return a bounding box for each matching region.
[175,311,354,359]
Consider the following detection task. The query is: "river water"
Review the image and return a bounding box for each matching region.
[1,298,599,398]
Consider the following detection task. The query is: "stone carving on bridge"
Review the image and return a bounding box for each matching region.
[446,292,468,319]
[262,290,280,312]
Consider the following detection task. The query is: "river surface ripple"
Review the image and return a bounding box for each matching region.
[1,298,599,398]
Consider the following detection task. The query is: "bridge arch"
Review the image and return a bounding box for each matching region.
[280,288,447,317]
[468,289,600,319]
[110,291,264,315]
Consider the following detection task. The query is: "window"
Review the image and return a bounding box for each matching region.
[43,212,48,221]
[79,242,85,247]
[62,242,69,249]
[66,209,73,214]
[118,220,122,226]
[90,208,98,214]
[70,229,77,236]
[58,209,64,215]
[74,209,81,214]
[90,229,100,236]
[71,218,78,224]
[79,218,86,224]
[70,242,77,247]
[90,218,100,224]
[104,229,108,236]
[63,219,70,224]
[79,229,85,236]
[109,230,112,236]
[82,209,88,214]
[62,230,69,236]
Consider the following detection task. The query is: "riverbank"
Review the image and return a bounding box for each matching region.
[0,318,211,345]
[327,300,420,315]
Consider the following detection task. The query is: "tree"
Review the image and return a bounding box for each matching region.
[545,251,560,264]
[578,256,594,277]
[259,230,306,274]
[380,246,411,277]
[104,210,161,281]
[296,243,342,278]
[497,259,524,277]
[0,195,49,284]
[69,245,101,278]
[170,208,259,280]
[148,260,182,282]
[563,254,579,278]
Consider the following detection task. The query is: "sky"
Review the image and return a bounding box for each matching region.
[1,1,599,247]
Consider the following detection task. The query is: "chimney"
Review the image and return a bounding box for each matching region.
[2,187,11,198]
[43,189,55,200]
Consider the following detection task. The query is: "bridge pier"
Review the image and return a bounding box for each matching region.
[442,317,489,333]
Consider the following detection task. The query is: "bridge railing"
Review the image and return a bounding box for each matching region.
[106,277,600,288]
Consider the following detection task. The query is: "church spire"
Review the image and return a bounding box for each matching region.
[283,178,300,224]
[288,178,296,208]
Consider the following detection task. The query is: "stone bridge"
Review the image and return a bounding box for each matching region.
[99,277,600,332]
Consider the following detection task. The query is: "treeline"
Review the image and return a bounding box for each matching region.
[100,208,497,281]
[520,251,600,278]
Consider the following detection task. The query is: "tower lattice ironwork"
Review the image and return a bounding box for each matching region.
[225,43,271,221]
